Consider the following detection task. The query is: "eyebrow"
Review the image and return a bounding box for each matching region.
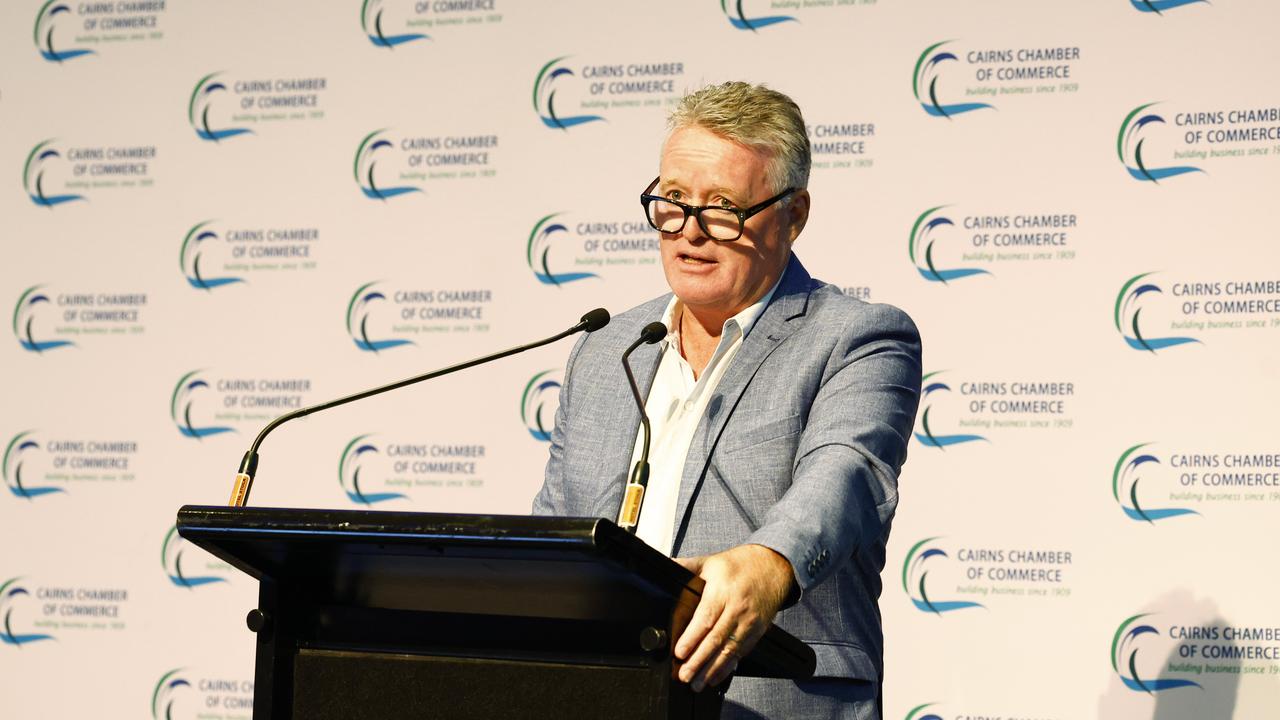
[659,179,745,204]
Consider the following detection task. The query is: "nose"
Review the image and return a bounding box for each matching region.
[678,211,710,245]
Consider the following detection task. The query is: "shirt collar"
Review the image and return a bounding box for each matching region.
[659,273,784,348]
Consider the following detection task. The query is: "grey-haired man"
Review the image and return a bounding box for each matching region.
[535,82,922,719]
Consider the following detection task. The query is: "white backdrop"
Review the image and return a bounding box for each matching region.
[3,1,1279,718]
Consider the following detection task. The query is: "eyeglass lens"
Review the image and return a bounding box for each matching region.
[647,200,742,240]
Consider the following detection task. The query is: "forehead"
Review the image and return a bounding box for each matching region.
[658,126,769,195]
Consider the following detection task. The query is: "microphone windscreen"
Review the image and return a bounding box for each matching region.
[640,321,667,344]
[580,307,611,332]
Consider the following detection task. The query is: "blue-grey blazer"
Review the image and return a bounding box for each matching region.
[533,254,922,682]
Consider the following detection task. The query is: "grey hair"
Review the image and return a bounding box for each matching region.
[666,81,810,194]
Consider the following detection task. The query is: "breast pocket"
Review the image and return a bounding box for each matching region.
[719,413,803,455]
[706,414,804,521]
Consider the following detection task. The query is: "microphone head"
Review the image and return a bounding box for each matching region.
[580,308,611,332]
[640,321,667,344]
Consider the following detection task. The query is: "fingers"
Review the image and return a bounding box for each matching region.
[675,582,723,662]
[693,617,747,691]
[679,602,737,691]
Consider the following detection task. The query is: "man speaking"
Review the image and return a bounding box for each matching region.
[533,82,922,719]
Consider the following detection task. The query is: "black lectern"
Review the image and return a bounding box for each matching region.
[177,506,815,719]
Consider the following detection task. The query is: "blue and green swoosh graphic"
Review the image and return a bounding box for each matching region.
[1118,104,1202,182]
[1114,273,1200,352]
[4,432,65,499]
[1,578,55,646]
[362,0,429,47]
[24,141,85,208]
[171,371,234,439]
[915,372,987,448]
[1113,443,1198,522]
[902,537,984,614]
[909,207,990,283]
[1112,614,1203,693]
[347,282,414,352]
[527,214,598,286]
[34,1,94,62]
[533,57,605,131]
[914,42,993,118]
[339,435,406,505]
[720,0,797,31]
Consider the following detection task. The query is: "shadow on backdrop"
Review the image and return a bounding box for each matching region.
[1151,614,1237,720]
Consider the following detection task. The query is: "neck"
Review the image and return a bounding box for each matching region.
[679,303,731,341]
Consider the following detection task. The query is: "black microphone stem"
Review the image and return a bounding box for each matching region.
[617,321,666,533]
[229,309,608,507]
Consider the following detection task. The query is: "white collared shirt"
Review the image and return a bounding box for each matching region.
[630,281,781,556]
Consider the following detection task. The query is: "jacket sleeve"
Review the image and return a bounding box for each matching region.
[744,303,922,591]
[531,331,591,516]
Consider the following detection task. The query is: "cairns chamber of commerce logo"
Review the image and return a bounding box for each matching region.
[354,130,421,200]
[915,372,987,449]
[719,0,796,31]
[338,435,406,505]
[24,140,85,208]
[162,526,226,589]
[152,669,192,719]
[4,432,63,500]
[362,0,428,47]
[521,370,562,442]
[913,42,993,119]
[171,371,234,439]
[1114,273,1200,353]
[188,73,252,142]
[902,538,984,615]
[909,207,990,283]
[347,282,413,352]
[13,285,74,353]
[0,578,54,647]
[1118,104,1203,183]
[527,214,599,286]
[533,57,605,131]
[1113,443,1198,523]
[1129,0,1206,14]
[1112,614,1203,693]
[34,1,94,63]
[181,222,244,291]
[904,704,944,720]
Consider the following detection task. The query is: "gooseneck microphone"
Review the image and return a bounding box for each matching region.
[227,308,611,507]
[616,320,667,533]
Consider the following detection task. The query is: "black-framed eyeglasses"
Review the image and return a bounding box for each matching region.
[639,176,795,242]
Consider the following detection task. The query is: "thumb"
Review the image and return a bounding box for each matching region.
[674,555,706,575]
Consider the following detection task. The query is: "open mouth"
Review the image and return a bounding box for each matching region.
[678,252,716,265]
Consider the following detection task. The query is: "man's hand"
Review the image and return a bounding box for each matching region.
[673,544,796,692]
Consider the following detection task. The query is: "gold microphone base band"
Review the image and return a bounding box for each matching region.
[229,473,253,507]
[618,482,645,528]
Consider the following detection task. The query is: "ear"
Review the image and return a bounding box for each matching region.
[786,189,810,245]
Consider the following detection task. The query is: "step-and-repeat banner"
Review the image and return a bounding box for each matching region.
[3,1,1278,718]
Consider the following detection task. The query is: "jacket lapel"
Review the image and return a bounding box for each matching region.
[670,256,813,551]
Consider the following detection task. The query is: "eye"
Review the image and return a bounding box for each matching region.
[666,190,683,201]
[716,197,737,210]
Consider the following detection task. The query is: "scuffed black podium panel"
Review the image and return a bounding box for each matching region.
[177,506,814,719]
